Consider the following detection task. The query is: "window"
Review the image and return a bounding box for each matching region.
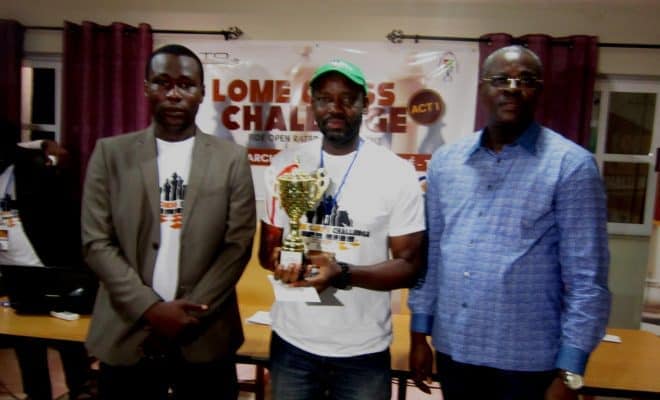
[592,76,660,236]
[21,54,62,142]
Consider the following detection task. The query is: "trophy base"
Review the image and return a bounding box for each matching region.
[280,250,303,268]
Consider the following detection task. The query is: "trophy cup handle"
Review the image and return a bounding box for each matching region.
[266,167,280,200]
[310,169,330,204]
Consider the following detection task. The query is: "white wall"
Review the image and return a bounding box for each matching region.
[3,0,660,75]
[609,235,649,327]
[3,0,659,328]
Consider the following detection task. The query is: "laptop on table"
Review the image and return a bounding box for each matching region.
[0,264,98,315]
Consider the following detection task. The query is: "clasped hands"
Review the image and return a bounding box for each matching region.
[142,299,208,353]
[270,247,341,293]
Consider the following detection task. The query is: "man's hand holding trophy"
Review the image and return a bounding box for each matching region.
[269,161,344,292]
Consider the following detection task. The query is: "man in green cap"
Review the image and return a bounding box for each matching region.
[259,59,426,399]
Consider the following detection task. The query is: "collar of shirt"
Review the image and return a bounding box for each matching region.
[465,121,542,161]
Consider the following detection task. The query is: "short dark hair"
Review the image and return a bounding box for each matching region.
[145,44,204,84]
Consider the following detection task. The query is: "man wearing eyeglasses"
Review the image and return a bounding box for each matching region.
[82,44,256,399]
[259,60,425,399]
[409,45,610,400]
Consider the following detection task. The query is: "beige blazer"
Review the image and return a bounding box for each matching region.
[81,125,256,366]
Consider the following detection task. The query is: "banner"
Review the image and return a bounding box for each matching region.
[187,41,479,199]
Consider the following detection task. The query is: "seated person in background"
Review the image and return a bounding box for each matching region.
[0,120,95,400]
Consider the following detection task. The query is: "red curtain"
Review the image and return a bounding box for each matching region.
[0,19,24,133]
[62,21,153,190]
[475,33,598,148]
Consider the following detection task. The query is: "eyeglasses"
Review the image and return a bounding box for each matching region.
[481,75,542,89]
[312,94,362,109]
[146,77,201,94]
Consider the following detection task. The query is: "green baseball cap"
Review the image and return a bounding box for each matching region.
[310,59,368,94]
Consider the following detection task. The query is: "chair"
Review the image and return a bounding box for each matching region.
[235,223,273,400]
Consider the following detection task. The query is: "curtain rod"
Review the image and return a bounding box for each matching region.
[24,26,660,49]
[386,30,660,49]
[25,25,243,40]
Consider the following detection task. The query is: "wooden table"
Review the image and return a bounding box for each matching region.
[387,316,660,399]
[2,301,659,399]
[219,307,660,400]
[582,328,660,399]
[390,321,660,394]
[0,302,90,342]
[0,302,272,359]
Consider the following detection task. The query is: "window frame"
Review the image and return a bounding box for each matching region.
[21,53,62,143]
[594,75,660,236]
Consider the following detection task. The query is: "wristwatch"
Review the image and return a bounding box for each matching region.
[559,370,584,390]
[332,261,352,289]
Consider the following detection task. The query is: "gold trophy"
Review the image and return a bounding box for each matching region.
[276,164,329,266]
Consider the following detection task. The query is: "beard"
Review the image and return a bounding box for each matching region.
[319,113,363,148]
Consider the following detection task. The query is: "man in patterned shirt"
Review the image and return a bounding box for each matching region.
[408,45,610,400]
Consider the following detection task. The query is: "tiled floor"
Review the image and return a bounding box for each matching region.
[0,349,264,400]
[0,346,442,400]
[0,347,67,400]
[0,350,261,399]
[0,349,624,400]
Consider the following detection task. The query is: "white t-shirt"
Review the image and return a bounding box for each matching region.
[152,137,195,301]
[264,138,425,357]
[0,165,44,267]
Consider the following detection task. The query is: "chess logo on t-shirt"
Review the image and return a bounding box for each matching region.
[159,172,186,230]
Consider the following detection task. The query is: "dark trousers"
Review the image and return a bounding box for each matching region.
[14,337,90,400]
[269,332,391,400]
[436,352,556,400]
[98,354,238,400]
